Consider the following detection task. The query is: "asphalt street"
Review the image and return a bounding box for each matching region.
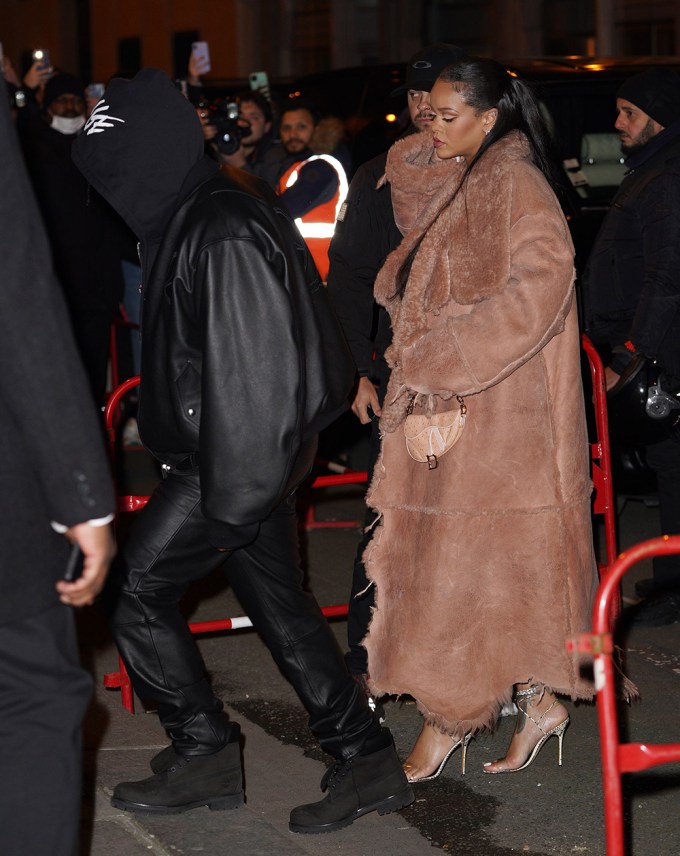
[74,440,680,856]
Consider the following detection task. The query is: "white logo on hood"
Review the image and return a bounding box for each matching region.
[84,101,125,135]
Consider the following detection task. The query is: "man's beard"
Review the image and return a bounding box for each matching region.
[284,140,305,154]
[621,118,658,155]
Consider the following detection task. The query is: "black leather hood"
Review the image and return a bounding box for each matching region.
[72,67,205,241]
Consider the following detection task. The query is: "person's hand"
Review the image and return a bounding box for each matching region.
[196,106,217,141]
[55,521,116,607]
[23,58,53,90]
[351,376,381,425]
[219,145,247,168]
[188,52,208,86]
[2,56,20,88]
[605,367,621,391]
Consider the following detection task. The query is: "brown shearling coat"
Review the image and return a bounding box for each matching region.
[363,131,597,738]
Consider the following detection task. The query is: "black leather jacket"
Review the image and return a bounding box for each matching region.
[139,162,353,529]
[73,69,353,543]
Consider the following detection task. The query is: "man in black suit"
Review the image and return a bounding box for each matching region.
[0,77,116,856]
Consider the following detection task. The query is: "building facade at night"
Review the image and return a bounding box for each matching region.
[1,1,678,89]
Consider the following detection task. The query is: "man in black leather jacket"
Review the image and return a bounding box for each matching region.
[73,68,413,832]
[582,68,680,624]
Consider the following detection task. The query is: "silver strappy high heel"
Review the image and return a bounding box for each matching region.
[405,732,473,782]
[483,684,569,774]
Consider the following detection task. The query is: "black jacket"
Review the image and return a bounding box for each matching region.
[73,69,353,545]
[582,124,680,376]
[326,151,401,389]
[0,79,114,624]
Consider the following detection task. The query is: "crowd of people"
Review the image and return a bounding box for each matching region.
[2,32,680,854]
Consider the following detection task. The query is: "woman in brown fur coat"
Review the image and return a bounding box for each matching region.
[363,58,598,779]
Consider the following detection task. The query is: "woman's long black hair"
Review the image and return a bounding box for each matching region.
[395,57,563,297]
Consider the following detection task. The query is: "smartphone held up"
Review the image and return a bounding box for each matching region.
[249,70,271,100]
[31,48,51,70]
[191,41,211,75]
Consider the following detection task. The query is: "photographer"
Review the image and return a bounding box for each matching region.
[218,90,275,172]
[196,90,276,177]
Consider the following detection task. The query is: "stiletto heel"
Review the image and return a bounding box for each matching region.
[404,731,472,782]
[483,684,570,774]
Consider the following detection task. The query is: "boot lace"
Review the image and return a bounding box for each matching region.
[320,759,352,792]
[168,756,192,773]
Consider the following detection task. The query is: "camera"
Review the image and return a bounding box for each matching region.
[646,382,680,420]
[199,98,251,156]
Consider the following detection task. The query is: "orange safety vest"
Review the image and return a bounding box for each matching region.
[277,154,349,280]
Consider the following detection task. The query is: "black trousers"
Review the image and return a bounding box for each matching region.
[0,604,92,856]
[106,440,380,761]
[646,436,680,587]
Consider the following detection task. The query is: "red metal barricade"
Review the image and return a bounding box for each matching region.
[104,337,614,712]
[103,377,359,712]
[108,304,139,396]
[581,334,618,573]
[581,334,620,621]
[568,536,680,856]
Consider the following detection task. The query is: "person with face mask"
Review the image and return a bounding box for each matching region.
[72,67,414,832]
[17,72,124,406]
[43,73,87,134]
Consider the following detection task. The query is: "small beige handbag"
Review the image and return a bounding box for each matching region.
[403,395,467,470]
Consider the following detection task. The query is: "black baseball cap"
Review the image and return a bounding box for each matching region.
[391,42,468,96]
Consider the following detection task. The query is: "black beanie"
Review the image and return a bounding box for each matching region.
[617,68,680,127]
[43,73,85,110]
[391,43,469,96]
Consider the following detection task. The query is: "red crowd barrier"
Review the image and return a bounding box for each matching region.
[108,305,139,398]
[581,335,618,571]
[103,337,616,713]
[103,377,363,713]
[568,536,680,855]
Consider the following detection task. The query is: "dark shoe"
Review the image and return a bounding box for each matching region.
[150,716,240,772]
[289,731,414,834]
[150,744,178,773]
[111,742,244,814]
[628,592,680,627]
[352,673,386,724]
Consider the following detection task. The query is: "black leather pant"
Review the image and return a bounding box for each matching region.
[106,439,380,761]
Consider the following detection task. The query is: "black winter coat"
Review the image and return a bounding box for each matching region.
[326,151,401,389]
[582,128,680,376]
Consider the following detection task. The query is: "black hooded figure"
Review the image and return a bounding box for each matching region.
[72,68,413,831]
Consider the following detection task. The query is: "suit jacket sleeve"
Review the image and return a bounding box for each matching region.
[0,79,114,531]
